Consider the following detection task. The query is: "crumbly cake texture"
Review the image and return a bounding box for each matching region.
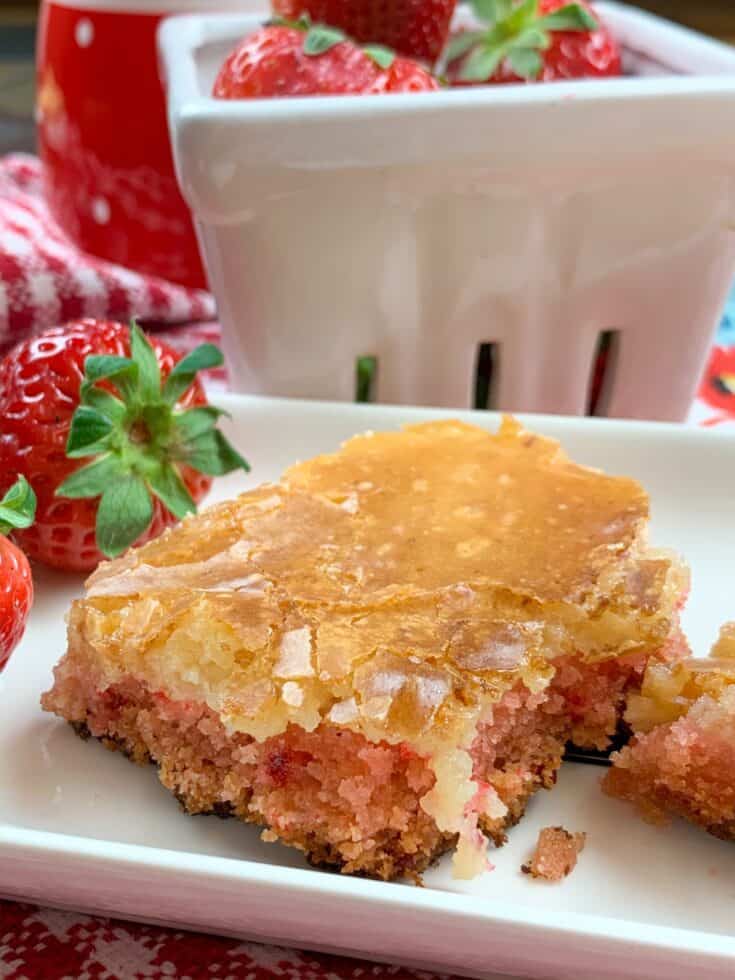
[604,624,735,838]
[42,417,688,880]
[522,826,586,881]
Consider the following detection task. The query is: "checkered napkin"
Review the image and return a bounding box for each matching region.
[0,154,215,355]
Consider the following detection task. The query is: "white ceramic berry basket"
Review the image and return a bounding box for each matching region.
[159,3,735,420]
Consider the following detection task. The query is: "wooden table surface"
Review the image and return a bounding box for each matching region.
[2,0,735,31]
[633,0,735,44]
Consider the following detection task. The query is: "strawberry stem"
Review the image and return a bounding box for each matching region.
[56,321,250,559]
[0,476,37,537]
[449,0,599,81]
[303,24,347,56]
[364,45,396,70]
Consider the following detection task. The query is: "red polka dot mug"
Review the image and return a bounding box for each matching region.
[36,0,257,290]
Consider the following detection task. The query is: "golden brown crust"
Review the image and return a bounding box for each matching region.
[74,418,682,750]
[89,417,653,609]
[301,832,455,883]
[285,417,650,607]
[625,623,735,734]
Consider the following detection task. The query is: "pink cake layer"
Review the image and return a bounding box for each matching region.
[604,686,735,838]
[42,637,683,879]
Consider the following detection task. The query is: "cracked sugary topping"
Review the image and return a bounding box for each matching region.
[68,416,686,878]
[283,417,651,607]
[80,416,682,743]
[626,623,735,734]
[88,416,663,607]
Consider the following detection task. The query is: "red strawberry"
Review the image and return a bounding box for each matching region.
[445,0,621,85]
[0,477,36,670]
[270,0,457,64]
[213,22,439,99]
[0,319,249,573]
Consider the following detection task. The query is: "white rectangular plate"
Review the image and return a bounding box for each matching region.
[2,396,735,980]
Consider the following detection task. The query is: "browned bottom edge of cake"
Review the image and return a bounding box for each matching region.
[603,708,735,843]
[45,670,577,881]
[43,637,681,882]
[604,760,735,843]
[67,712,548,882]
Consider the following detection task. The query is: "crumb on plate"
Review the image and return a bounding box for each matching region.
[522,826,586,881]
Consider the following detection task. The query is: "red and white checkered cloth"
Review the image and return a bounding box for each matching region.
[0,902,457,980]
[0,154,215,354]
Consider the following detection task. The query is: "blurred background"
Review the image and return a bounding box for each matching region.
[1,0,734,156]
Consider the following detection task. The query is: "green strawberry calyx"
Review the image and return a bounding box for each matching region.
[0,477,37,537]
[55,321,250,560]
[267,16,396,69]
[303,24,396,68]
[443,0,598,82]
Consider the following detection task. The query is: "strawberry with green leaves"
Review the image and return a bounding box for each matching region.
[0,319,249,573]
[445,0,621,85]
[0,476,36,669]
[213,20,440,99]
[270,0,457,64]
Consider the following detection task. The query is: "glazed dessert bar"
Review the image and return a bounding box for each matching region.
[43,418,688,880]
[604,624,735,839]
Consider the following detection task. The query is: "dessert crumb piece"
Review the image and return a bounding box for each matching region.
[522,826,586,881]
